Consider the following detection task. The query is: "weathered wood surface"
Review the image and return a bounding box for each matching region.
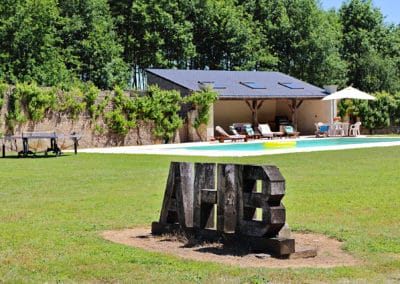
[238,165,286,237]
[152,162,295,257]
[158,162,194,228]
[217,164,242,233]
[175,162,194,228]
[193,163,216,229]
[244,236,295,257]
[158,163,178,224]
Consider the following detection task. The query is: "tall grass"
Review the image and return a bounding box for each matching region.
[0,147,399,283]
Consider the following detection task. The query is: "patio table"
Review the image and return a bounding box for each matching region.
[329,122,349,136]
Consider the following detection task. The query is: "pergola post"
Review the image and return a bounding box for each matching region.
[288,99,303,130]
[245,100,264,127]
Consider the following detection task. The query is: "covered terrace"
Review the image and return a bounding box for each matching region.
[146,69,332,141]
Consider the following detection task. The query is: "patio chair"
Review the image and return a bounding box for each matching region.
[258,124,281,139]
[315,122,329,138]
[281,125,300,138]
[329,122,345,136]
[349,122,361,136]
[215,126,247,143]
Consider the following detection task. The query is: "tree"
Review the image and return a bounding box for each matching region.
[0,0,71,85]
[356,92,397,131]
[58,0,128,89]
[241,0,347,86]
[109,0,195,88]
[339,0,400,92]
[188,0,275,70]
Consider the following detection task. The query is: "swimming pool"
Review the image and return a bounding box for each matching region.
[183,137,400,152]
[164,136,400,156]
[79,136,400,156]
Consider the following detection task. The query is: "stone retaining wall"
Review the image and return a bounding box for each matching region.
[0,88,183,150]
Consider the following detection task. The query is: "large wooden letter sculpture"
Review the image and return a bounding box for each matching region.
[152,162,295,257]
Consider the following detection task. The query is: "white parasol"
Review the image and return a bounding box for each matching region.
[322,86,376,101]
[322,86,375,123]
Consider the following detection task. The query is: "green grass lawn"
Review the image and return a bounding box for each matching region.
[1,147,400,283]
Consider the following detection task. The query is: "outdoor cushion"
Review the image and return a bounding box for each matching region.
[259,124,271,134]
[285,126,294,133]
[320,125,329,132]
[229,125,239,135]
[245,125,255,136]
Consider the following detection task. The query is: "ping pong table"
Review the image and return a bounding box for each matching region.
[2,131,81,157]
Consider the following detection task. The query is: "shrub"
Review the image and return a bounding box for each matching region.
[145,85,183,142]
[184,87,218,128]
[0,82,8,109]
[57,88,86,119]
[355,91,400,130]
[104,86,137,135]
[84,85,100,118]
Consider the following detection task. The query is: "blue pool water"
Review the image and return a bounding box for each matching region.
[182,137,400,152]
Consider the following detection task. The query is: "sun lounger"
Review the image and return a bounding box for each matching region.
[281,125,300,138]
[258,124,283,139]
[244,125,261,139]
[215,126,247,143]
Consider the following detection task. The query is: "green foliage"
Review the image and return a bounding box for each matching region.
[6,86,26,132]
[114,0,194,87]
[356,91,400,130]
[58,0,128,89]
[2,0,400,96]
[94,93,110,120]
[4,82,95,130]
[338,0,400,92]
[188,0,274,70]
[105,86,137,135]
[84,85,100,118]
[12,82,57,121]
[145,85,183,142]
[0,82,9,133]
[0,81,8,109]
[184,88,218,129]
[57,88,86,119]
[105,109,131,135]
[246,0,348,86]
[0,0,71,86]
[0,82,184,140]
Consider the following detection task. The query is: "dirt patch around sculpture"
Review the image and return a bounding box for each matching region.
[101,227,361,268]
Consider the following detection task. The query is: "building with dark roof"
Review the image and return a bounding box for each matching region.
[146,69,333,141]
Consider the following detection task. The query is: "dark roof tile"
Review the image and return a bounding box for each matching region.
[146,69,326,99]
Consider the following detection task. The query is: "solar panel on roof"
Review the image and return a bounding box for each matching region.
[198,81,226,89]
[213,82,227,89]
[279,82,304,89]
[240,81,266,89]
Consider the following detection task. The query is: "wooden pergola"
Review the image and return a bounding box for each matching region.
[242,98,304,130]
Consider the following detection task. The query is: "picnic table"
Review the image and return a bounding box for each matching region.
[2,131,82,157]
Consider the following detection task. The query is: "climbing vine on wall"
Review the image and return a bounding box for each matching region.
[18,82,58,121]
[0,82,8,135]
[0,81,185,142]
[57,88,86,120]
[144,85,183,142]
[6,85,27,132]
[184,87,218,129]
[104,86,137,135]
[0,82,8,110]
[84,85,100,118]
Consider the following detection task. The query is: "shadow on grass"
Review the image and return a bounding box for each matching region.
[1,153,75,159]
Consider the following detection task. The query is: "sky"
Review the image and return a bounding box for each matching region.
[321,0,400,25]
